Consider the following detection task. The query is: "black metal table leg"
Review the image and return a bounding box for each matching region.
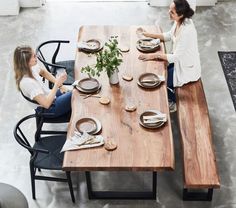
[85,171,157,200]
[183,188,213,201]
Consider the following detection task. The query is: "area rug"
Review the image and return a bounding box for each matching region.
[218,51,236,111]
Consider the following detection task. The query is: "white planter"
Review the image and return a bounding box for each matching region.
[109,70,119,85]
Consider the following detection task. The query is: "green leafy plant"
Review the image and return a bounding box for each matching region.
[81,38,123,78]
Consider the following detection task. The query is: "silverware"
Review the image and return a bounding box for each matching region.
[80,94,101,99]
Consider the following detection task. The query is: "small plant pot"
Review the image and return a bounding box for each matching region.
[109,70,119,85]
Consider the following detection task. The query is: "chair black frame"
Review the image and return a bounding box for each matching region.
[13,114,75,203]
[20,91,70,141]
[36,40,75,88]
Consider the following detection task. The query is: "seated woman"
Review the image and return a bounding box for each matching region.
[13,46,72,118]
[138,0,201,112]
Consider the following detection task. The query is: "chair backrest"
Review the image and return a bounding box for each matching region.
[36,40,70,88]
[36,40,70,74]
[13,114,49,155]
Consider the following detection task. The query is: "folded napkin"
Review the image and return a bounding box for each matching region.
[143,112,167,124]
[77,41,97,50]
[72,80,79,87]
[61,132,104,152]
[141,75,165,83]
[150,39,160,45]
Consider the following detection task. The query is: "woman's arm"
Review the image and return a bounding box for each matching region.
[138,52,167,61]
[34,73,67,109]
[142,32,165,41]
[39,68,68,93]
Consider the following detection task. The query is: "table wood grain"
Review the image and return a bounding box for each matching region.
[63,26,174,171]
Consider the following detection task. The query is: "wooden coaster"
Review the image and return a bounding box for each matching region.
[125,104,137,112]
[119,45,130,53]
[99,96,110,105]
[104,139,117,151]
[122,75,133,81]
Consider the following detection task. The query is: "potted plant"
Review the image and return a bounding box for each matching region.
[81,37,123,85]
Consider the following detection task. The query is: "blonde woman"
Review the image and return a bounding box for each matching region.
[138,0,201,112]
[14,46,72,118]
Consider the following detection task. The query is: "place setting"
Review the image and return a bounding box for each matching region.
[137,72,165,89]
[77,39,103,53]
[139,110,167,129]
[61,117,103,152]
[72,77,102,98]
[136,38,160,53]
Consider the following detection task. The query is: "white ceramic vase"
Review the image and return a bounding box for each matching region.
[109,69,119,85]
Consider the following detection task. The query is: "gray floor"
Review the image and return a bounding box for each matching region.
[0,1,236,207]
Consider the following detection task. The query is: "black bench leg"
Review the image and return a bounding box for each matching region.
[183,188,213,201]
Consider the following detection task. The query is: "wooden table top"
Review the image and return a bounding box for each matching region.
[63,25,174,171]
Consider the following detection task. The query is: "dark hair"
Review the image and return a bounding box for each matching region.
[13,46,34,90]
[173,0,194,24]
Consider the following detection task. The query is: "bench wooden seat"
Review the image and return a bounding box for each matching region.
[176,79,220,201]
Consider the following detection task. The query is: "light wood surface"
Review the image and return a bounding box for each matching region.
[63,26,174,171]
[176,80,220,188]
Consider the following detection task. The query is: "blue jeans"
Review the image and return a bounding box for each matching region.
[36,90,72,118]
[167,63,176,103]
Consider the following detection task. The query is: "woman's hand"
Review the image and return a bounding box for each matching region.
[60,85,69,93]
[138,53,157,61]
[55,72,67,88]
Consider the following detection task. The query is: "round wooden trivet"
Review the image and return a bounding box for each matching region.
[125,104,137,112]
[104,139,117,151]
[122,75,133,81]
[99,96,110,105]
[119,45,130,52]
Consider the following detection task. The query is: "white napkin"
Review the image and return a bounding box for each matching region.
[77,41,97,50]
[150,39,160,45]
[157,75,165,82]
[71,80,79,87]
[143,111,167,124]
[61,132,104,152]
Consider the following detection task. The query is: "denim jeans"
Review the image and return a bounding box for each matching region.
[167,63,176,103]
[36,90,72,118]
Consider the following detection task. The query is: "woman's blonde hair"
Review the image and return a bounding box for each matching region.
[13,46,34,90]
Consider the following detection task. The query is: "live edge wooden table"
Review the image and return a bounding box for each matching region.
[63,25,174,200]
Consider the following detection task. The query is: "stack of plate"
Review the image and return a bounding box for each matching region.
[78,39,103,53]
[136,38,160,53]
[76,78,101,94]
[76,117,102,135]
[137,73,161,89]
[139,110,167,129]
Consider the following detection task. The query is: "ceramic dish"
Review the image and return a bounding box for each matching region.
[137,73,161,89]
[75,83,101,94]
[79,39,103,53]
[139,110,166,129]
[136,38,160,53]
[76,118,97,134]
[78,78,99,91]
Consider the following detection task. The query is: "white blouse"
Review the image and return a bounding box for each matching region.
[163,18,201,87]
[20,64,50,108]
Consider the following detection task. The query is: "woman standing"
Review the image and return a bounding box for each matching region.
[13,46,72,118]
[138,0,201,112]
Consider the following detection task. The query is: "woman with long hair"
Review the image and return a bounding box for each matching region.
[138,0,201,112]
[13,46,72,118]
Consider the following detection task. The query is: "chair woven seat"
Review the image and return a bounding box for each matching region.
[33,135,65,170]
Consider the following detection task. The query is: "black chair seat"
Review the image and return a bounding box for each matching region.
[14,114,75,202]
[54,60,75,85]
[33,135,65,170]
[42,110,71,123]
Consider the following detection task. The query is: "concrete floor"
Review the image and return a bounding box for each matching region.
[0,1,236,207]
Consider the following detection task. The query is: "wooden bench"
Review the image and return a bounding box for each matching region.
[176,79,220,201]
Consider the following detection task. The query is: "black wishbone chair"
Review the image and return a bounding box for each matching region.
[20,91,71,141]
[13,114,75,203]
[36,40,75,89]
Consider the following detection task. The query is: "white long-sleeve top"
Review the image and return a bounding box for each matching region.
[163,18,201,87]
